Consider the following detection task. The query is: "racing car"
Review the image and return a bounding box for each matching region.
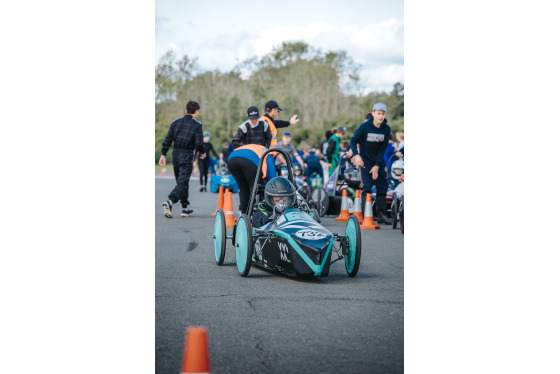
[212,148,361,278]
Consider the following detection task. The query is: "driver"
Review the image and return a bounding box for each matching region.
[252,177,297,227]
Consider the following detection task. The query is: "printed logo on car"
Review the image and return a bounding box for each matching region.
[255,240,263,260]
[294,229,327,240]
[287,212,309,221]
[278,242,290,262]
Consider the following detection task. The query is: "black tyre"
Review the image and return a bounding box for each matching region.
[344,215,362,277]
[311,187,329,217]
[399,197,404,234]
[213,209,226,265]
[391,197,398,229]
[234,214,253,277]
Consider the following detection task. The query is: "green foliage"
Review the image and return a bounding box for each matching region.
[155,42,404,160]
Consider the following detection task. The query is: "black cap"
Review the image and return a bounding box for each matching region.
[247,106,260,119]
[337,126,347,134]
[265,100,283,112]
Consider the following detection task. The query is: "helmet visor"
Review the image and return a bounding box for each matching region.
[265,192,296,212]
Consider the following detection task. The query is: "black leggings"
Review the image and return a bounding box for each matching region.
[227,157,258,214]
[198,158,210,186]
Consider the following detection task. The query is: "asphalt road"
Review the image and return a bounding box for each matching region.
[155,175,403,374]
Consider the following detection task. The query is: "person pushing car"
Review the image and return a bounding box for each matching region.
[227,144,276,215]
[350,102,392,224]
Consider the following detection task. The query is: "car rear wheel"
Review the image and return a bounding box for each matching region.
[311,187,329,217]
[391,197,399,229]
[399,197,404,234]
[213,209,226,265]
[344,215,361,277]
[235,214,253,277]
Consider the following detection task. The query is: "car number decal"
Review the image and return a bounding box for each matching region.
[294,229,327,240]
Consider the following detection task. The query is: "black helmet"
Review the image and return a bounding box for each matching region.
[264,177,297,212]
[293,163,302,175]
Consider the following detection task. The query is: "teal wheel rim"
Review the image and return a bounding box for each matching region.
[345,218,357,273]
[214,211,222,263]
[235,217,248,274]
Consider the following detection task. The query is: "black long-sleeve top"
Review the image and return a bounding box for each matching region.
[232,119,272,149]
[350,118,391,166]
[195,142,219,160]
[264,113,291,129]
[161,115,204,156]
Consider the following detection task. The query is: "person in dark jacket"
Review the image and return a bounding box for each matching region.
[194,132,219,192]
[318,130,333,157]
[302,145,323,181]
[219,141,230,166]
[350,102,392,224]
[232,106,272,149]
[160,100,206,218]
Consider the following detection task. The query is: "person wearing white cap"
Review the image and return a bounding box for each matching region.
[349,102,392,224]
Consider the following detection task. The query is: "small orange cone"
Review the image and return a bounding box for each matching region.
[180,326,211,374]
[160,167,167,176]
[360,193,380,230]
[335,188,351,221]
[211,185,224,217]
[352,189,363,223]
[224,189,236,228]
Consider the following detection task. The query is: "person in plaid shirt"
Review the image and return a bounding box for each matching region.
[159,100,206,218]
[231,106,272,149]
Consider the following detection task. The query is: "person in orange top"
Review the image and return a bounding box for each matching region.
[259,100,300,146]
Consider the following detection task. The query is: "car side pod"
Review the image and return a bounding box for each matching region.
[335,188,351,221]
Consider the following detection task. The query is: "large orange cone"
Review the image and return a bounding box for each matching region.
[224,189,236,228]
[335,188,351,221]
[160,167,167,176]
[180,326,211,374]
[360,193,380,230]
[352,189,363,223]
[211,185,224,217]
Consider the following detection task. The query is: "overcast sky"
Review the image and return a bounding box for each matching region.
[156,0,403,94]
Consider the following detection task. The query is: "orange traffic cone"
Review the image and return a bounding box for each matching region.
[224,189,236,228]
[180,326,211,374]
[360,193,380,230]
[335,188,351,222]
[160,167,167,176]
[211,185,224,217]
[352,189,363,223]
